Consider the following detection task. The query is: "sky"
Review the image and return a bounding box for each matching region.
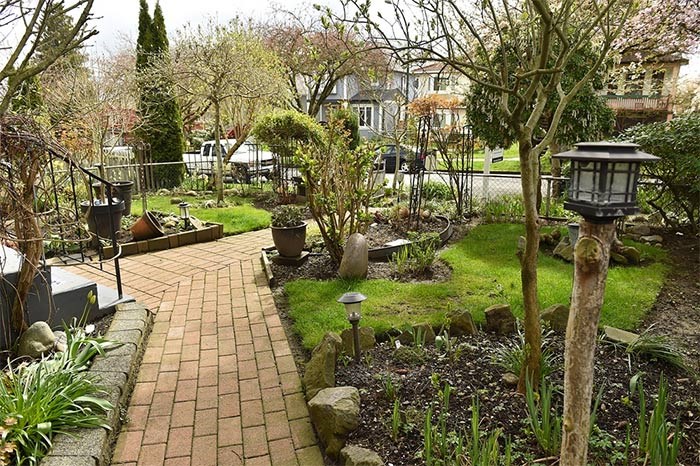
[88,0,698,78]
[88,0,323,53]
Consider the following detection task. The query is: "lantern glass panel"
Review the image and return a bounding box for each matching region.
[344,302,362,319]
[609,163,634,203]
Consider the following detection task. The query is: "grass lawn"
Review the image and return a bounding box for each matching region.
[438,143,552,173]
[131,194,270,235]
[286,223,668,349]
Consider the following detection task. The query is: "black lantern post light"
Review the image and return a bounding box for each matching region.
[179,202,191,229]
[553,142,658,465]
[337,292,367,363]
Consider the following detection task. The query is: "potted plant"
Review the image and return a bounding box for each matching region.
[270,205,307,257]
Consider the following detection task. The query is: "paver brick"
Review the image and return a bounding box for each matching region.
[192,435,218,466]
[166,427,193,458]
[243,425,268,458]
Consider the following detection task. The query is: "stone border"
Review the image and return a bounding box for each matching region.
[102,222,224,259]
[41,302,154,466]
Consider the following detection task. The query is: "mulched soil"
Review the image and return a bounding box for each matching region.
[270,220,700,465]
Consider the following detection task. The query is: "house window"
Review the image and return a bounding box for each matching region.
[650,70,665,96]
[433,76,450,91]
[356,106,373,127]
[329,82,338,95]
[624,71,644,96]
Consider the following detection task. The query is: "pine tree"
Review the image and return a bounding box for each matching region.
[136,0,185,187]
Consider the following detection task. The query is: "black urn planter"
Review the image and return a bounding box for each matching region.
[271,223,307,257]
[80,199,125,238]
[113,180,135,216]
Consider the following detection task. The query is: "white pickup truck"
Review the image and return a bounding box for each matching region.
[183,139,275,183]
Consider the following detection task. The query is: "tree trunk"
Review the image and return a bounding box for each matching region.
[517,138,542,393]
[550,142,562,198]
[214,100,224,204]
[560,220,616,466]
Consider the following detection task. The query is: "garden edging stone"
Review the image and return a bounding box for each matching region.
[40,302,154,466]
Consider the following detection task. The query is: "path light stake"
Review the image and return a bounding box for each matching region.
[553,142,658,466]
[338,292,367,363]
[179,202,191,229]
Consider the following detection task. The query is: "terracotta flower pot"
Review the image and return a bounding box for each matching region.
[130,211,165,241]
[271,223,307,257]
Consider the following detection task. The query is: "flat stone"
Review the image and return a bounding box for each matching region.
[271,251,310,266]
[541,304,569,333]
[641,235,663,244]
[40,457,97,466]
[611,252,628,264]
[627,224,651,235]
[340,327,376,355]
[49,427,108,459]
[553,238,574,262]
[603,326,639,345]
[619,246,641,265]
[340,444,385,466]
[104,329,143,347]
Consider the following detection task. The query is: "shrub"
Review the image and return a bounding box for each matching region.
[270,204,304,228]
[423,181,452,201]
[390,232,441,276]
[298,114,375,263]
[252,109,325,158]
[480,195,525,223]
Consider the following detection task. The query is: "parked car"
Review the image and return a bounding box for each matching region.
[183,139,275,183]
[376,144,425,173]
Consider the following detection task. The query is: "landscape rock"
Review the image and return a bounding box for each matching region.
[169,197,183,205]
[446,309,477,336]
[398,323,435,346]
[627,224,651,236]
[340,445,385,466]
[610,252,628,265]
[502,372,519,386]
[304,332,342,400]
[484,304,516,335]
[339,233,369,279]
[308,387,360,458]
[53,330,68,352]
[340,327,376,356]
[619,246,641,265]
[603,326,639,345]
[18,321,56,358]
[553,238,574,262]
[641,235,663,244]
[184,190,198,197]
[156,188,171,196]
[541,304,569,333]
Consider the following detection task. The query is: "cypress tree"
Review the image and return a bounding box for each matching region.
[136,0,185,187]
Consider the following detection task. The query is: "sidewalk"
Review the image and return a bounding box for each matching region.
[77,230,324,465]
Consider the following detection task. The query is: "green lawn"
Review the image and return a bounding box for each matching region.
[438,143,552,173]
[131,194,271,235]
[286,224,668,349]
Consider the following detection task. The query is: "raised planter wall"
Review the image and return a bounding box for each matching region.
[368,215,453,261]
[102,222,224,259]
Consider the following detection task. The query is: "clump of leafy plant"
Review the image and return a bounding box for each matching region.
[491,325,559,378]
[423,181,452,201]
[390,232,441,276]
[626,328,689,372]
[481,195,525,223]
[524,377,562,456]
[270,204,304,228]
[0,309,119,465]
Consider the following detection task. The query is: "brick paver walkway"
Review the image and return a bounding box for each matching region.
[76,230,324,466]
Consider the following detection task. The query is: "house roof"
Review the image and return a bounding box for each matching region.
[349,88,405,102]
[620,52,689,65]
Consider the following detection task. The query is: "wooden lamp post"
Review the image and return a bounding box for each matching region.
[553,142,658,465]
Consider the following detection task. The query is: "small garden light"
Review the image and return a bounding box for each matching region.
[338,291,367,362]
[552,142,659,222]
[179,202,191,228]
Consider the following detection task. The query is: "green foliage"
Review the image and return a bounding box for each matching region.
[252,109,325,158]
[524,377,562,456]
[0,319,117,464]
[626,328,689,372]
[634,375,682,465]
[423,181,453,201]
[381,374,399,401]
[391,398,401,442]
[619,113,700,231]
[491,326,559,378]
[331,107,360,150]
[270,205,304,227]
[390,232,441,276]
[480,195,525,223]
[136,0,185,188]
[299,114,375,263]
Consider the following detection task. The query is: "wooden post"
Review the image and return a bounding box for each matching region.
[560,219,616,466]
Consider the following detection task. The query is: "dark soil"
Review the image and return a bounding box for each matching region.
[270,221,700,465]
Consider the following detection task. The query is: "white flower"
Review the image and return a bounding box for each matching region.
[85,324,95,334]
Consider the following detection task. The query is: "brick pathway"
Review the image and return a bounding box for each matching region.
[76,230,324,466]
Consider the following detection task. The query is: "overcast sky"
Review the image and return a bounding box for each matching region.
[88,0,324,53]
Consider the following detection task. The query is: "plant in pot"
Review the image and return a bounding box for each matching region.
[270,205,307,257]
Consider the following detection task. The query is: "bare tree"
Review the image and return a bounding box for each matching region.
[0,0,97,115]
[164,18,287,203]
[264,9,386,118]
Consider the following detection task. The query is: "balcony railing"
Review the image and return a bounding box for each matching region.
[605,95,671,112]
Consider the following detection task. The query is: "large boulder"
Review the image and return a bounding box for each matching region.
[627,224,651,236]
[303,332,342,400]
[339,233,368,279]
[340,326,376,356]
[619,246,641,265]
[308,387,360,458]
[484,304,516,335]
[541,304,569,333]
[18,321,56,358]
[446,309,477,336]
[340,445,385,466]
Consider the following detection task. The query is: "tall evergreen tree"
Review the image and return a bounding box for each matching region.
[136,0,185,187]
